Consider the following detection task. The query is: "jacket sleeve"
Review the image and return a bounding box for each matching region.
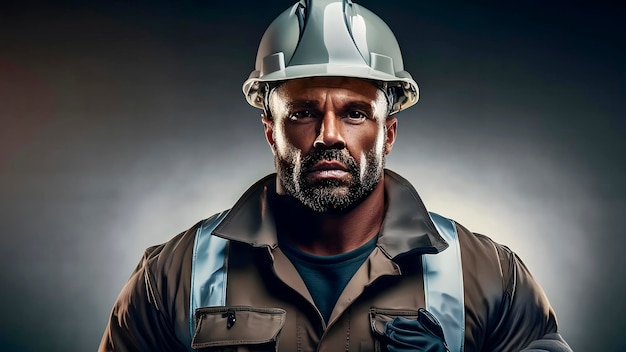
[485,245,572,352]
[98,246,189,352]
[520,333,573,351]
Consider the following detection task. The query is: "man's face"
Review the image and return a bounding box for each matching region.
[263,77,397,212]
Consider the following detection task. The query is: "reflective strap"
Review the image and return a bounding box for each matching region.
[424,212,465,352]
[189,210,230,345]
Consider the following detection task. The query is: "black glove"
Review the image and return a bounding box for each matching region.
[384,308,450,352]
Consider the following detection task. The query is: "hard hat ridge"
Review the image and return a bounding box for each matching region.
[243,0,419,115]
[289,0,366,68]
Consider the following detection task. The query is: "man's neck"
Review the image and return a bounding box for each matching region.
[272,178,386,256]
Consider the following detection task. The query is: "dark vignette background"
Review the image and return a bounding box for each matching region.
[1,1,624,351]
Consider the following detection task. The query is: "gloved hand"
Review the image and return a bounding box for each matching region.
[384,308,450,352]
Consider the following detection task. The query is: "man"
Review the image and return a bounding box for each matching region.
[100,1,572,351]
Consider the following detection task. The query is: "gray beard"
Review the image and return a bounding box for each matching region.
[275,148,385,213]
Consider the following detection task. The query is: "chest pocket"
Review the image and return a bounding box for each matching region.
[191,306,287,352]
[369,308,420,352]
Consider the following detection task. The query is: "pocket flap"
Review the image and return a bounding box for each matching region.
[369,308,420,336]
[191,306,287,349]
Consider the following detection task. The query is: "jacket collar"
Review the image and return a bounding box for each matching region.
[213,169,448,258]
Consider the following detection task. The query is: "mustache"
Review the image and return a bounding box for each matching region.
[300,149,358,173]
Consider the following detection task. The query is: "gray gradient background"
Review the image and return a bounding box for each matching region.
[1,1,624,351]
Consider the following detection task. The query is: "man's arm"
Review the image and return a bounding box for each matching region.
[521,333,572,352]
[99,246,188,352]
[486,245,572,351]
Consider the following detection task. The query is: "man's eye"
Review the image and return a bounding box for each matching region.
[289,110,315,120]
[347,111,367,121]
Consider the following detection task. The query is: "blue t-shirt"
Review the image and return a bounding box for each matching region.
[280,235,378,323]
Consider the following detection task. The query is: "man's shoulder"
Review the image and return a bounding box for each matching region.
[445,217,520,293]
[139,211,229,274]
[444,216,514,259]
[425,212,513,280]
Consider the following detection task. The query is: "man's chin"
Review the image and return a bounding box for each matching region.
[298,186,358,213]
[304,177,351,190]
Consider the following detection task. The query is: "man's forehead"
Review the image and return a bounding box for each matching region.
[276,77,381,102]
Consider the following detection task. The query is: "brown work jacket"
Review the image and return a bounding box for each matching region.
[100,170,570,351]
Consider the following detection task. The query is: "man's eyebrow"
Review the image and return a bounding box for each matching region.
[342,101,374,112]
[287,100,320,110]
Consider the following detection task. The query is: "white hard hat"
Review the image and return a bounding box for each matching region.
[242,0,419,115]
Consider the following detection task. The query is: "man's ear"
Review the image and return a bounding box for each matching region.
[384,117,397,154]
[261,113,276,155]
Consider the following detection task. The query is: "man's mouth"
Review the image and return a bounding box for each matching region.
[309,160,348,172]
[305,160,350,180]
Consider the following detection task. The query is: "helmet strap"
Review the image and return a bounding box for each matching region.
[262,82,279,120]
[376,82,398,117]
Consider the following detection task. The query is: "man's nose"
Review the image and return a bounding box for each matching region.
[313,112,346,149]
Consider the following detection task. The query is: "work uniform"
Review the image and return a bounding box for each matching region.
[100,170,570,351]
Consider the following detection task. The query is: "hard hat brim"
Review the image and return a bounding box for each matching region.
[243,63,419,114]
